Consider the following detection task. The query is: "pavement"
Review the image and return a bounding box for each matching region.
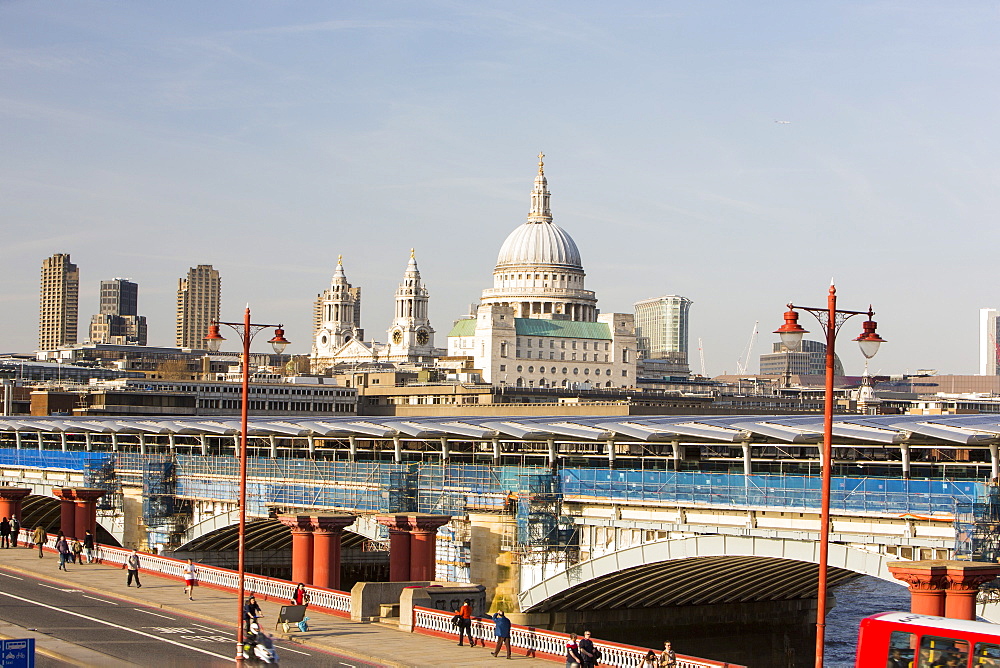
[0,543,557,668]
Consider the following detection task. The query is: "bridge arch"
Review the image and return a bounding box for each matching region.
[15,495,120,547]
[179,511,384,548]
[518,535,899,612]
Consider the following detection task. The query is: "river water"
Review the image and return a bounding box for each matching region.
[824,575,911,666]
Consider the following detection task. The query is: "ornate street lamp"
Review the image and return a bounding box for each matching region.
[205,308,289,666]
[774,285,885,668]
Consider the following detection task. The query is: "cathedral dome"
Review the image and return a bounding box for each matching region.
[496,221,582,268]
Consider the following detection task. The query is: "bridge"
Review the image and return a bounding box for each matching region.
[0,413,996,663]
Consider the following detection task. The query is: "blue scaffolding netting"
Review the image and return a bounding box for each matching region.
[560,469,981,515]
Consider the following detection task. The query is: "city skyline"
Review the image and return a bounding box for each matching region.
[4,3,1000,375]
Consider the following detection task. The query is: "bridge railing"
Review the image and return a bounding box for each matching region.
[412,606,742,668]
[22,530,352,617]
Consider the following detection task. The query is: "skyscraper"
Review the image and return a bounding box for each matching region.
[633,295,693,363]
[39,253,80,350]
[981,308,1000,376]
[175,265,220,349]
[88,278,148,346]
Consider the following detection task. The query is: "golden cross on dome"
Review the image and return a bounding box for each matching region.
[338,254,342,262]
[410,248,415,258]
[537,152,545,170]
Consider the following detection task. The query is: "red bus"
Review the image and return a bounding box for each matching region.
[856,612,1000,667]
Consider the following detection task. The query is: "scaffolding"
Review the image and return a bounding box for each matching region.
[171,456,414,515]
[84,455,122,512]
[954,481,1000,563]
[561,468,980,515]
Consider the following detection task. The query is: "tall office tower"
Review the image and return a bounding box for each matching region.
[88,278,148,346]
[39,253,80,350]
[633,295,693,363]
[981,308,1000,376]
[175,265,221,349]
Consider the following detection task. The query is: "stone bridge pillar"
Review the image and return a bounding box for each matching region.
[889,560,1000,620]
[311,516,355,590]
[376,513,451,582]
[52,488,106,539]
[0,488,30,524]
[279,514,355,590]
[279,515,315,585]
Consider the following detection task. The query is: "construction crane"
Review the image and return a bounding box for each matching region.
[736,321,759,375]
[697,338,707,377]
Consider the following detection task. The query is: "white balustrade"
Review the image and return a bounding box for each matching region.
[32,532,351,613]
[411,606,740,668]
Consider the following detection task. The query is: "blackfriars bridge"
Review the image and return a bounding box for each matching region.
[0,413,996,663]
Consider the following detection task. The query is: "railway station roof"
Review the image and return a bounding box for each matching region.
[0,413,999,447]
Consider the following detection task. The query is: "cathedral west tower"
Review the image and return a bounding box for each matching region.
[385,249,435,362]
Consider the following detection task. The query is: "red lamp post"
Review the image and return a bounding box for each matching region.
[774,285,885,668]
[205,308,289,666]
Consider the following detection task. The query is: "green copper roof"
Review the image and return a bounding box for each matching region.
[448,317,611,339]
[515,319,610,339]
[448,319,477,337]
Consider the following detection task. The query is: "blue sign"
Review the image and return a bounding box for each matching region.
[0,639,34,668]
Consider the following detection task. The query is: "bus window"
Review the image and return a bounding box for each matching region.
[888,631,917,667]
[918,636,969,668]
[974,643,1000,667]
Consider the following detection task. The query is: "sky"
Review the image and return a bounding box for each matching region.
[3,1,999,376]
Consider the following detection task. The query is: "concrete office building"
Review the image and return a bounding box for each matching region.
[634,295,692,368]
[88,278,148,346]
[176,265,221,349]
[759,339,844,377]
[39,253,80,350]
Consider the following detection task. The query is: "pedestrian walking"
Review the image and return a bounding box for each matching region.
[56,535,70,571]
[658,640,677,668]
[290,582,310,607]
[10,516,19,547]
[31,525,45,558]
[490,610,512,659]
[182,559,199,600]
[566,632,583,668]
[83,530,94,563]
[455,598,474,647]
[639,650,658,667]
[70,537,82,564]
[243,594,262,634]
[579,630,598,668]
[0,517,10,549]
[125,549,141,587]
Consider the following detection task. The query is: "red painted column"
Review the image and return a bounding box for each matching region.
[945,564,1000,621]
[410,529,437,581]
[311,516,354,590]
[279,515,315,585]
[0,489,30,523]
[53,489,106,540]
[410,515,451,581]
[52,489,77,537]
[377,515,413,581]
[888,562,948,616]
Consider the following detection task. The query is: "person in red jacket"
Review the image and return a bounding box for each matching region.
[456,598,474,647]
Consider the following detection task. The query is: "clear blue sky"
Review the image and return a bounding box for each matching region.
[3,1,998,375]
